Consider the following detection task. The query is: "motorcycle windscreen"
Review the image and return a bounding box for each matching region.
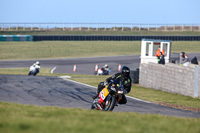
[99,88,109,100]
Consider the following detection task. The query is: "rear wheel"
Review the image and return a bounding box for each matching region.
[104,95,116,111]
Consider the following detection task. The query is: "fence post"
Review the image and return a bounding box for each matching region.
[79,23,82,31]
[71,23,73,31]
[39,23,41,31]
[191,24,193,31]
[131,24,133,31]
[23,24,25,31]
[194,66,199,97]
[96,23,98,31]
[16,24,18,31]
[1,24,3,31]
[88,23,90,31]
[63,23,65,31]
[139,24,141,31]
[156,24,158,31]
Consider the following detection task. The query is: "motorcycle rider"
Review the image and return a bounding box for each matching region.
[92,66,132,104]
[28,61,41,76]
[102,64,110,75]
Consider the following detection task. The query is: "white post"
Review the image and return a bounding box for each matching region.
[88,23,90,31]
[182,25,184,31]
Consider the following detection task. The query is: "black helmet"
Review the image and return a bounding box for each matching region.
[121,66,130,78]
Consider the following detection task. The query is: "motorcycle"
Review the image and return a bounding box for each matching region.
[28,65,40,76]
[95,68,111,76]
[91,82,124,111]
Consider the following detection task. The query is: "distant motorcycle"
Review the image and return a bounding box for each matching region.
[95,68,111,76]
[91,82,124,111]
[28,65,40,76]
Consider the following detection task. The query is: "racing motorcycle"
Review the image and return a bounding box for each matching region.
[91,82,124,111]
[95,68,111,76]
[28,65,40,76]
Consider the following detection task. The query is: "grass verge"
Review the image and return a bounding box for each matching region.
[0,41,200,60]
[0,102,200,133]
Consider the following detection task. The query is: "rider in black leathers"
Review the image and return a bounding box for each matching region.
[92,66,132,104]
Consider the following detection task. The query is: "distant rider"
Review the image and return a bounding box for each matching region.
[93,66,132,104]
[28,61,40,75]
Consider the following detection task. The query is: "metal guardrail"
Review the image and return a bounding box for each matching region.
[1,23,200,32]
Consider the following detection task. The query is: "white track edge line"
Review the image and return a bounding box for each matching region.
[51,67,57,73]
[59,76,152,104]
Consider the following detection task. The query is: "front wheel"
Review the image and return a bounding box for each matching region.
[104,95,116,111]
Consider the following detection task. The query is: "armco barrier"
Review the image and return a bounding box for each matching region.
[33,35,200,41]
[0,35,33,41]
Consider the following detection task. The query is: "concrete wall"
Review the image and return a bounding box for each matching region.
[139,62,200,97]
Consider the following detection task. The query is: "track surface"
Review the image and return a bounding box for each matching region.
[0,54,200,118]
[0,74,200,118]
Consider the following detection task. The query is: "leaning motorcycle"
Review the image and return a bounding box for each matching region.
[91,83,124,111]
[95,68,111,76]
[28,65,40,76]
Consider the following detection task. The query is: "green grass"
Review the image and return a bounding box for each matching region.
[0,41,200,60]
[0,102,200,133]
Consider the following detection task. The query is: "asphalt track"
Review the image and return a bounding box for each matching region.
[0,54,200,118]
[0,74,200,118]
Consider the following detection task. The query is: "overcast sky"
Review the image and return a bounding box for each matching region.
[0,0,199,24]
